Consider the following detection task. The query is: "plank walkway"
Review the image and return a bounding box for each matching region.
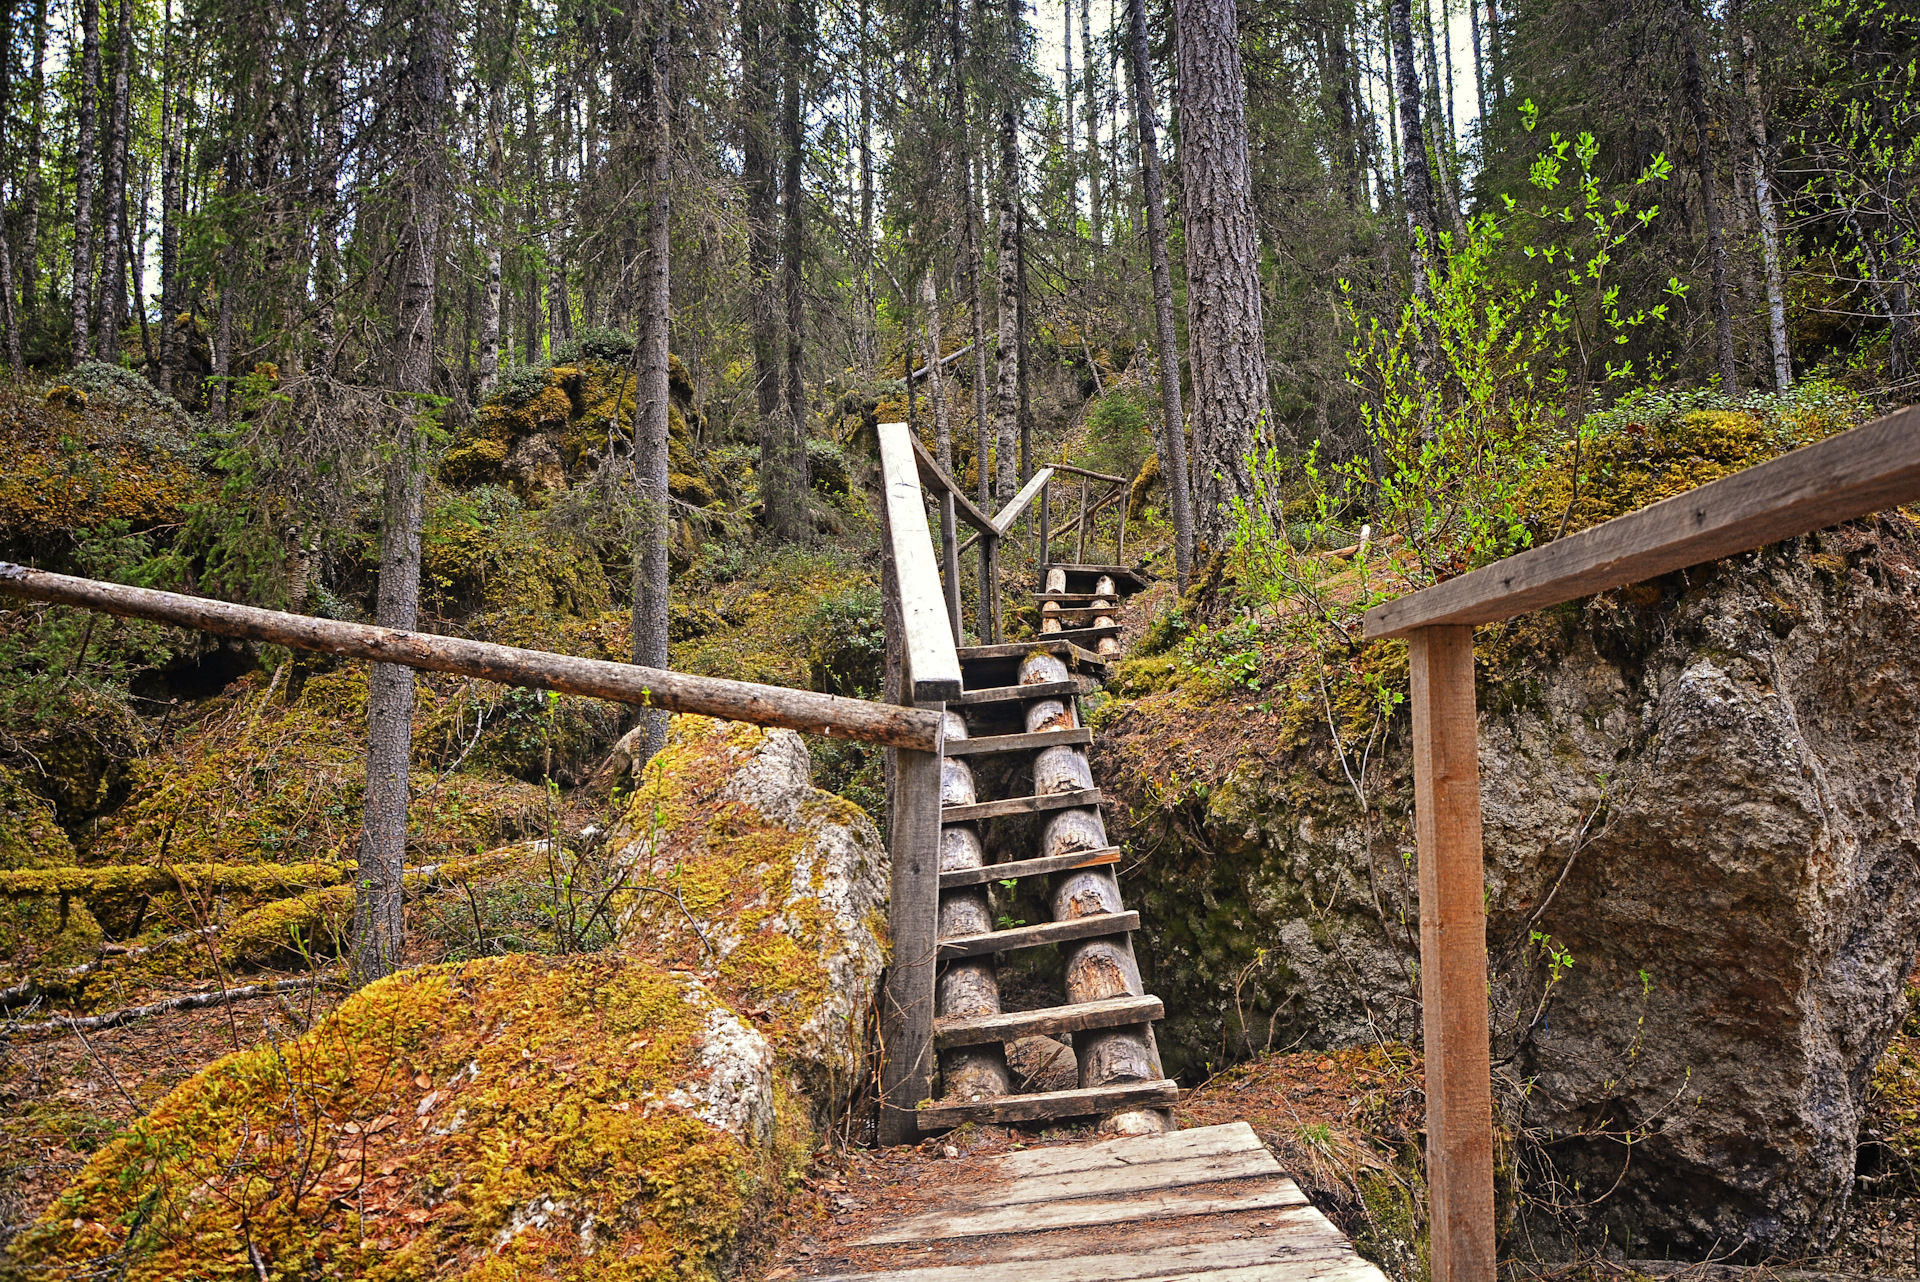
[785,1122,1389,1282]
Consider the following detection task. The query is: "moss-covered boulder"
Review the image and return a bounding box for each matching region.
[11,713,887,1280]
[608,715,889,1117]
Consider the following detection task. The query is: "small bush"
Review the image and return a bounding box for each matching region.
[1083,390,1155,480]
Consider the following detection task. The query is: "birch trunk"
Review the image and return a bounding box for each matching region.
[1733,3,1791,390]
[1390,0,1439,301]
[1126,0,1195,589]
[1173,0,1268,547]
[18,0,47,315]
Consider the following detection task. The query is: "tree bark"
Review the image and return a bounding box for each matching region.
[993,35,1021,503]
[1173,0,1268,546]
[856,0,876,372]
[631,0,672,764]
[1390,0,1440,301]
[70,0,103,360]
[18,0,48,317]
[1419,0,1464,243]
[924,272,952,468]
[1064,0,1078,232]
[779,0,812,526]
[1082,0,1101,249]
[746,0,803,540]
[1126,0,1194,589]
[157,0,179,389]
[1732,0,1791,390]
[1682,14,1739,395]
[355,0,450,986]
[97,0,133,362]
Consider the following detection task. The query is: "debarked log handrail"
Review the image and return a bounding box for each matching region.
[878,422,965,700]
[0,561,945,751]
[1363,404,1920,639]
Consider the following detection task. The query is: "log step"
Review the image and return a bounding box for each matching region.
[937,910,1139,959]
[1038,623,1122,644]
[946,678,1097,705]
[938,845,1120,889]
[944,728,1092,757]
[933,993,1164,1049]
[941,787,1101,823]
[914,1078,1180,1130]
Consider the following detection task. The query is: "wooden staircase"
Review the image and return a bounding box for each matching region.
[921,565,1174,1133]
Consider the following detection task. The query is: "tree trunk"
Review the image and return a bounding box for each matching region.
[1082,0,1101,249]
[18,0,48,317]
[355,0,449,987]
[1419,0,1464,242]
[97,0,133,362]
[1681,14,1739,395]
[1733,0,1790,390]
[993,41,1020,502]
[157,0,178,390]
[631,0,672,764]
[1173,0,1268,547]
[70,0,102,360]
[1127,0,1194,589]
[1390,0,1439,301]
[746,0,802,540]
[1064,0,1078,232]
[547,88,572,353]
[924,272,952,468]
[857,0,876,372]
[779,0,812,528]
[963,142,992,508]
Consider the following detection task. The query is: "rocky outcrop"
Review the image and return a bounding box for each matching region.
[14,714,888,1280]
[1100,519,1920,1258]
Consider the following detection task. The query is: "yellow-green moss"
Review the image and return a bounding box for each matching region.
[0,767,104,977]
[0,859,351,899]
[11,952,781,1281]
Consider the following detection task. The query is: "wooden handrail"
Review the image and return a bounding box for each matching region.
[1046,461,1129,485]
[991,467,1054,536]
[908,434,997,535]
[878,422,965,699]
[1364,404,1920,639]
[0,561,945,750]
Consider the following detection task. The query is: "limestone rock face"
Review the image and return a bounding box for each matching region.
[1102,523,1920,1257]
[610,715,890,1116]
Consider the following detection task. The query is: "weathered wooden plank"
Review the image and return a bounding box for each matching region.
[1363,404,1920,638]
[878,423,965,702]
[819,1208,1358,1282]
[1047,461,1131,485]
[912,1077,1180,1131]
[1408,626,1496,1282]
[1030,592,1120,605]
[957,638,1108,667]
[877,738,946,1146]
[0,563,945,752]
[938,845,1120,889]
[1039,605,1125,623]
[1038,623,1123,643]
[933,993,1163,1048]
[855,1170,1296,1242]
[936,911,1140,959]
[945,678,1096,706]
[943,728,1093,757]
[909,431,999,534]
[989,1121,1265,1179]
[991,468,1055,535]
[939,787,1102,823]
[960,1143,1280,1207]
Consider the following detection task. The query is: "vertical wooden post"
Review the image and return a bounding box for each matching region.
[1114,482,1128,563]
[877,726,943,1145]
[1039,477,1051,577]
[1075,480,1088,563]
[1409,625,1497,1282]
[941,493,962,646]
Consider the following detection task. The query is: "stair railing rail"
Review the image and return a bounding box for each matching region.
[1033,462,1130,578]
[1360,403,1920,1282]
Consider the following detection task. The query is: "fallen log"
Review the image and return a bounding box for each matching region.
[0,860,352,899]
[0,562,942,752]
[2,977,334,1038]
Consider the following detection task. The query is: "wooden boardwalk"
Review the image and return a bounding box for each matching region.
[787,1123,1389,1282]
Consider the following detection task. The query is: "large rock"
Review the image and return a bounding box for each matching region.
[1101,519,1920,1258]
[13,714,888,1280]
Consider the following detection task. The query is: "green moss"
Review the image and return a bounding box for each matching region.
[0,767,104,980]
[0,860,351,899]
[10,952,776,1281]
